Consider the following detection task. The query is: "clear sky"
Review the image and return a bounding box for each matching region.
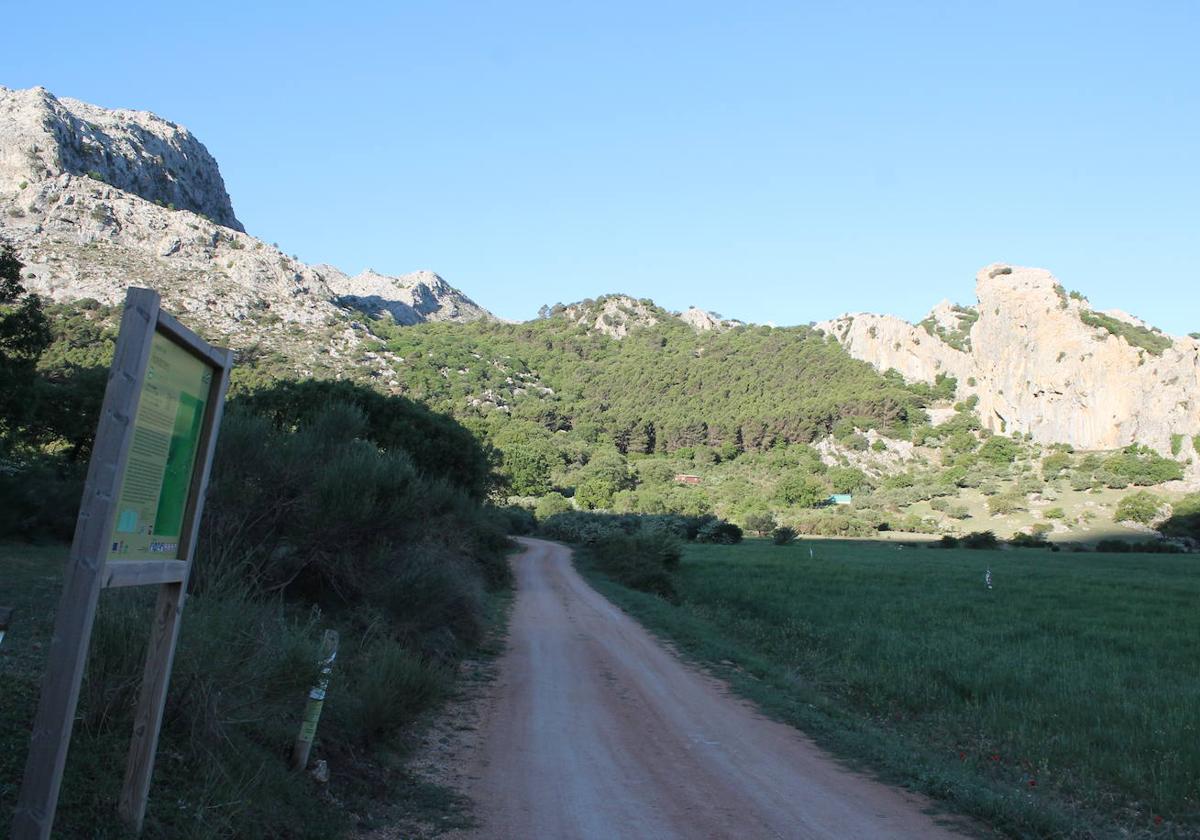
[4,1,1197,331]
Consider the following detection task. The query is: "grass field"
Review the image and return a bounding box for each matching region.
[577,538,1200,838]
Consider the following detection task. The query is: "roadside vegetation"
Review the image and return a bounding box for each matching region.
[0,245,516,838]
[575,537,1200,838]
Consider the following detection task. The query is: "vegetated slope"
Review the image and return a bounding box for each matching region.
[368,299,941,453]
[818,264,1200,458]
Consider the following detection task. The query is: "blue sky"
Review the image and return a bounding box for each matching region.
[5,1,1197,331]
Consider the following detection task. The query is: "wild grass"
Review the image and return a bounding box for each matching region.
[577,538,1200,838]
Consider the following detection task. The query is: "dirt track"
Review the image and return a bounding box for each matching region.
[453,538,969,839]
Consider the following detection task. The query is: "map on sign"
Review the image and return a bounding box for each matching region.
[108,333,212,561]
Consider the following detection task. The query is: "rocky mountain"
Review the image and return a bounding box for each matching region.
[0,85,491,370]
[817,264,1200,457]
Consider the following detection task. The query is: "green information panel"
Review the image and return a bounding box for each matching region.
[108,333,212,561]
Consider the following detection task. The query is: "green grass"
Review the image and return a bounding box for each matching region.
[577,538,1200,838]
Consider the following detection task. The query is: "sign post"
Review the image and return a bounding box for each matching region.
[11,288,233,839]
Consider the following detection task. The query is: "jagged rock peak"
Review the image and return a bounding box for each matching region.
[325,267,493,326]
[0,85,242,230]
[818,263,1200,458]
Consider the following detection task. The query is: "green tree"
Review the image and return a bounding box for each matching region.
[1114,491,1161,524]
[776,473,827,508]
[978,435,1019,464]
[0,242,51,455]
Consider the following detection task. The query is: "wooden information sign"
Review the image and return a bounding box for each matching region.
[12,288,233,839]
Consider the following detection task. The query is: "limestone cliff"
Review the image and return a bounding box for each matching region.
[0,86,492,372]
[818,264,1200,456]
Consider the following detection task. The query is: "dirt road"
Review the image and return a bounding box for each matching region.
[454,538,968,839]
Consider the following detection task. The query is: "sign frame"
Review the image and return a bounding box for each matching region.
[12,287,234,839]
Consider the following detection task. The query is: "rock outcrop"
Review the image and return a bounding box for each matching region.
[0,86,492,372]
[818,264,1200,456]
[324,267,491,326]
[1,86,242,230]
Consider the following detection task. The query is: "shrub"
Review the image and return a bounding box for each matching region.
[586,531,683,598]
[1102,446,1183,486]
[1159,492,1200,540]
[962,531,999,549]
[947,505,971,520]
[696,519,744,544]
[1044,507,1065,519]
[1115,491,1162,525]
[1010,531,1049,548]
[776,473,827,507]
[1079,310,1173,355]
[978,435,1019,464]
[772,526,797,545]
[938,535,960,548]
[743,510,777,536]
[535,492,573,520]
[342,640,450,746]
[987,493,1026,516]
[1171,434,1184,456]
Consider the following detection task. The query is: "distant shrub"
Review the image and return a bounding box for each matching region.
[743,510,777,536]
[535,492,573,520]
[696,519,744,544]
[1044,507,1065,519]
[947,505,971,520]
[978,436,1019,464]
[1170,434,1184,456]
[962,531,999,549]
[1115,491,1162,525]
[1158,492,1200,541]
[871,439,888,452]
[1102,445,1183,486]
[1079,310,1172,355]
[938,535,960,548]
[1042,452,1072,480]
[987,493,1026,516]
[586,530,683,598]
[1010,531,1048,548]
[772,526,797,545]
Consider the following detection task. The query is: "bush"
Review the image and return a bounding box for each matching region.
[1115,491,1162,525]
[938,535,960,548]
[771,526,797,545]
[586,531,683,598]
[947,505,971,520]
[1044,507,1065,519]
[987,492,1026,516]
[1159,492,1200,540]
[342,640,450,746]
[962,531,999,549]
[1010,531,1049,548]
[696,519,744,544]
[743,510,777,536]
[535,492,573,520]
[978,436,1019,464]
[1102,445,1184,486]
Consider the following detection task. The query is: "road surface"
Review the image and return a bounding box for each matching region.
[454,538,969,839]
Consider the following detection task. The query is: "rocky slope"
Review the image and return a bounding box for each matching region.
[0,86,491,371]
[818,264,1200,457]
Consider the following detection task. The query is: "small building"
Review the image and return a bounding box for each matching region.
[673,474,702,485]
[828,494,853,506]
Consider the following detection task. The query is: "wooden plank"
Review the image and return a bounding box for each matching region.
[118,344,233,833]
[101,560,188,589]
[12,288,161,840]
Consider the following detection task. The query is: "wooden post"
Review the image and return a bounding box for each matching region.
[12,289,160,840]
[117,342,230,833]
[12,290,232,839]
[291,630,339,771]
